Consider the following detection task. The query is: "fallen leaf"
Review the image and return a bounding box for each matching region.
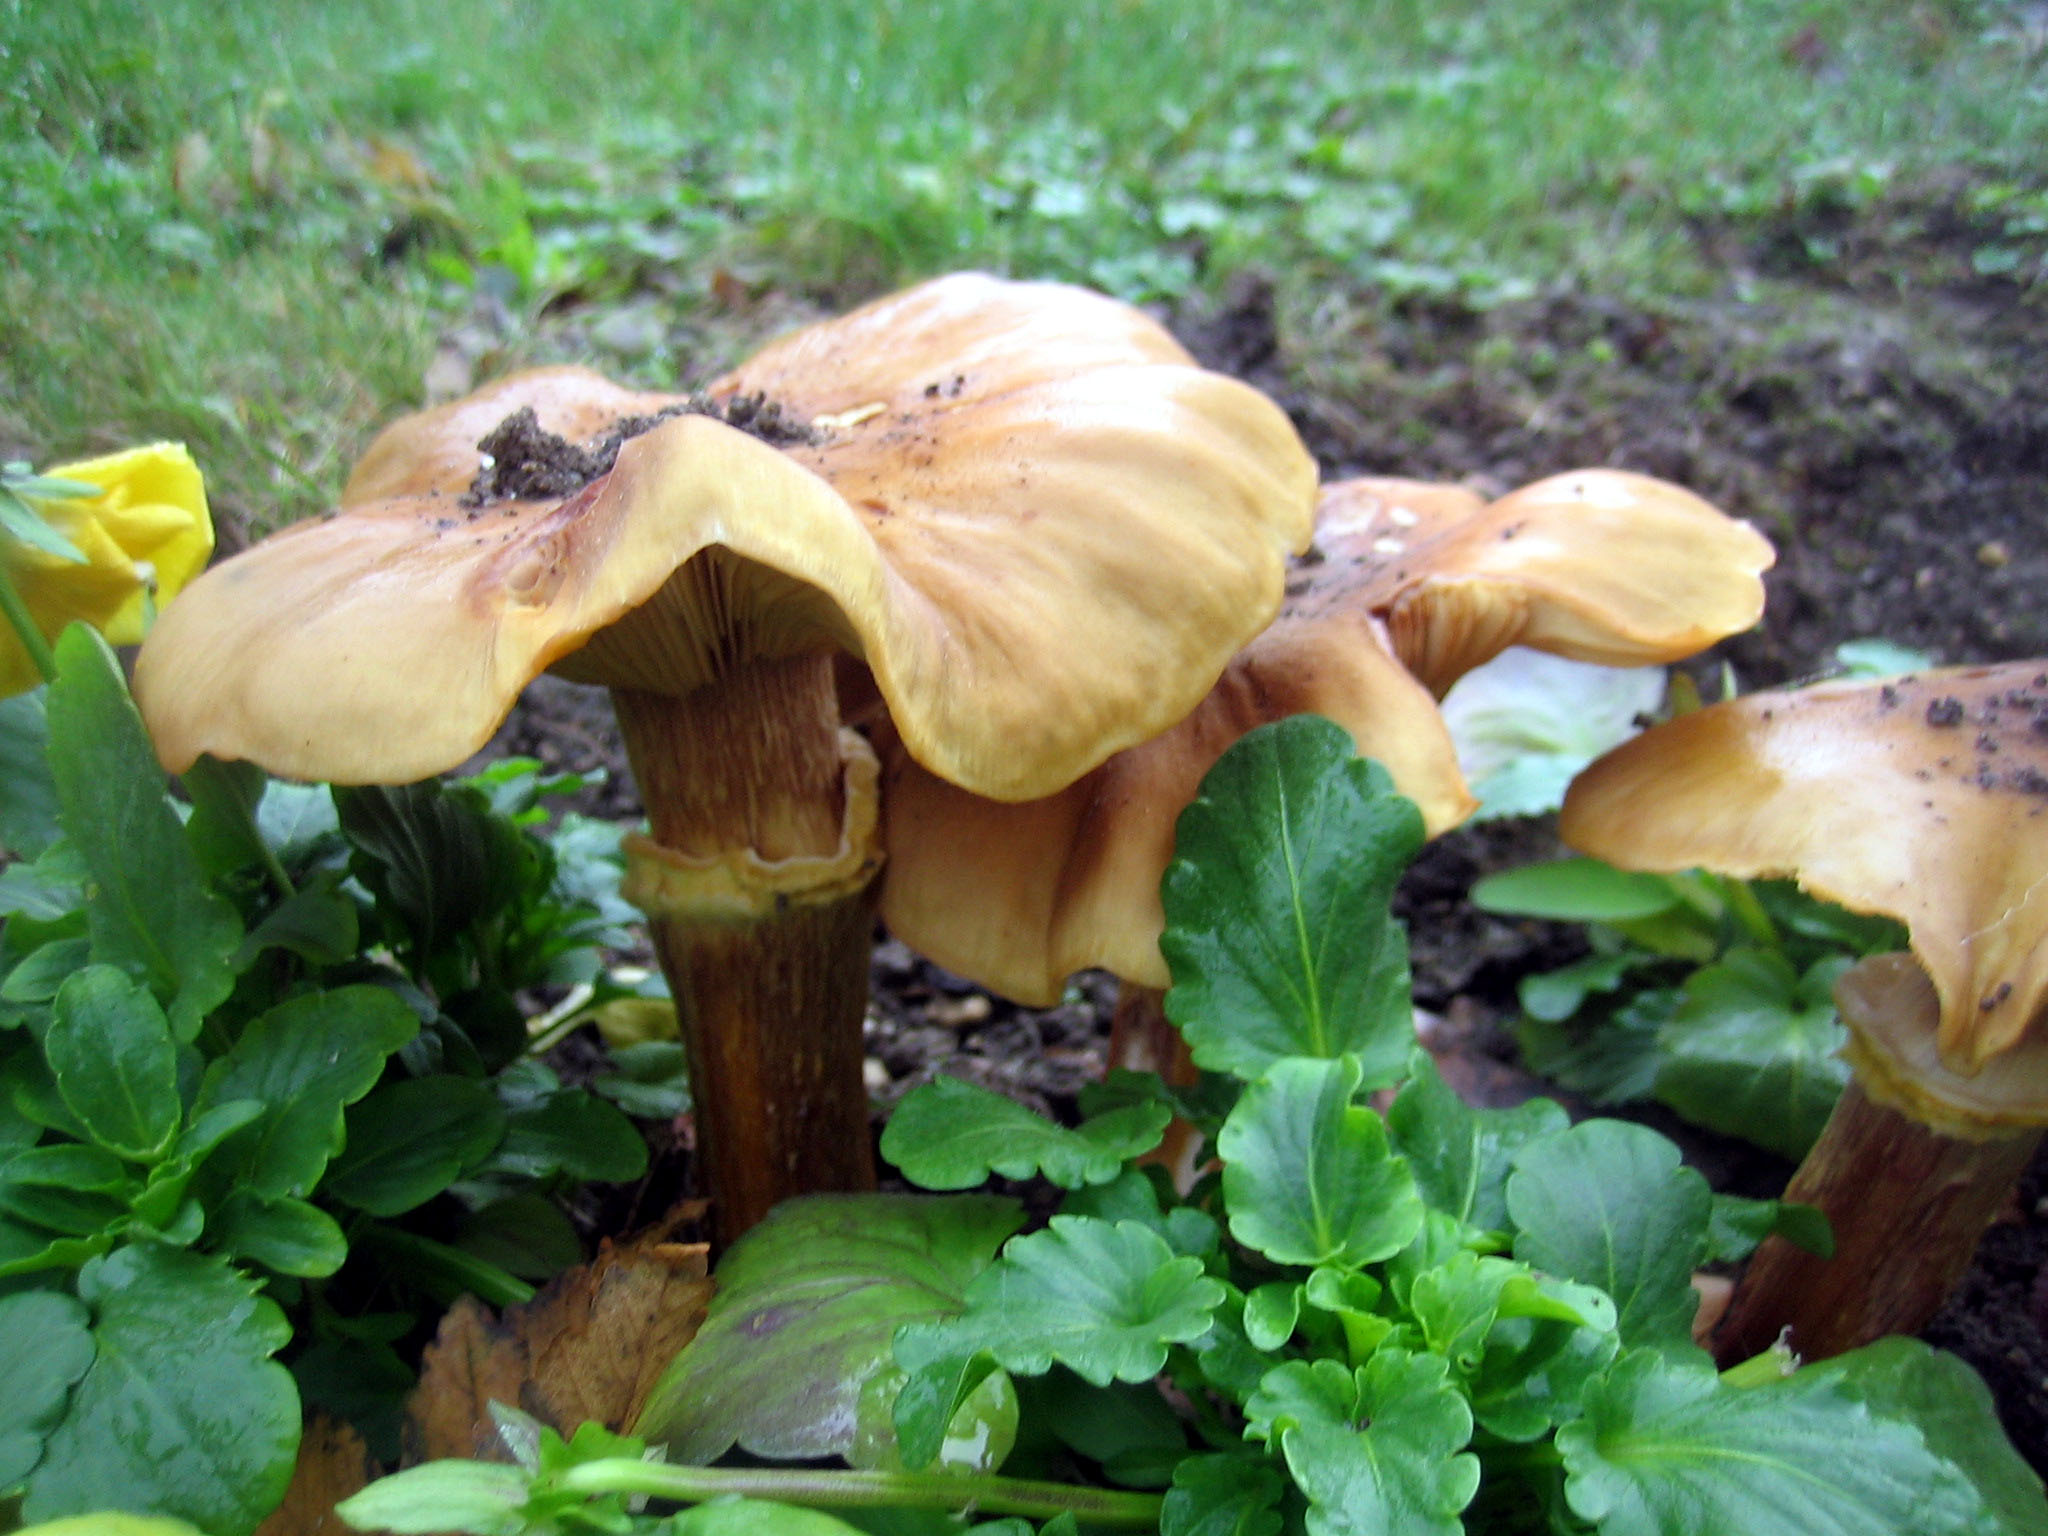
[254,1415,377,1536]
[405,1214,713,1463]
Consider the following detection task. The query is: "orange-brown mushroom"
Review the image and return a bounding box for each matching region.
[876,468,1775,1006]
[133,273,1316,1241]
[1558,661,2048,1361]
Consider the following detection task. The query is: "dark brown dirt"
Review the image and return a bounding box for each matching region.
[483,233,2048,1471]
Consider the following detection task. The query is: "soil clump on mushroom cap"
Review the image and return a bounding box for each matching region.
[477,228,2048,1468]
[463,393,821,506]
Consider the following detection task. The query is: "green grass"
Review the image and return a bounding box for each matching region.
[4,0,2045,533]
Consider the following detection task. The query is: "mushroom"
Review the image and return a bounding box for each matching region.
[132,273,1317,1241]
[876,468,1774,1002]
[872,468,1773,1145]
[1557,661,2048,1361]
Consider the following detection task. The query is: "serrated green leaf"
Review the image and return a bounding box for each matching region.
[1254,1350,1479,1536]
[210,1192,349,1277]
[1386,1048,1568,1233]
[1161,1453,1286,1536]
[22,1244,297,1535]
[636,1193,1021,1465]
[1161,716,1422,1083]
[196,985,419,1200]
[1058,1165,1222,1262]
[0,688,60,860]
[0,1289,93,1487]
[323,1075,505,1216]
[1507,1120,1710,1356]
[1800,1337,2048,1535]
[882,1074,1169,1190]
[44,966,180,1162]
[44,628,241,1041]
[1219,1055,1423,1268]
[333,1460,532,1536]
[906,1215,1226,1388]
[1558,1348,1999,1536]
[1651,948,1851,1160]
[1468,1315,1620,1443]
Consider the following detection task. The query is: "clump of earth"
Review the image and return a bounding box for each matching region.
[475,204,2048,1467]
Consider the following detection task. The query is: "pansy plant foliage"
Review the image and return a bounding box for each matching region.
[342,717,2048,1536]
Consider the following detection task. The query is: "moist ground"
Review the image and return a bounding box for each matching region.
[477,213,2048,1469]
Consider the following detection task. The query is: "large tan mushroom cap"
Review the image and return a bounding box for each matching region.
[1559,663,2048,1124]
[879,469,1775,1004]
[135,274,1316,797]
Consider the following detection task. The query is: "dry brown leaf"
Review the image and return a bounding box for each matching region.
[404,1221,713,1465]
[254,1415,377,1536]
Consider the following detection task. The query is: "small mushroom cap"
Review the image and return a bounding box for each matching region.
[135,274,1316,798]
[879,469,1774,1004]
[1559,662,2048,1111]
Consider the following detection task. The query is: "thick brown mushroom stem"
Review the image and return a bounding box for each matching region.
[1713,1080,2041,1366]
[613,655,884,1245]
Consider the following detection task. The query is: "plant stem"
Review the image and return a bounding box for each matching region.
[556,1459,1165,1526]
[0,557,57,685]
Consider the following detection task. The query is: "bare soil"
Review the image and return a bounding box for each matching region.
[480,219,2048,1470]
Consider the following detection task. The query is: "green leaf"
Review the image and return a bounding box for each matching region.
[1385,1048,1568,1233]
[1219,1055,1423,1268]
[337,780,534,957]
[1651,949,1851,1160]
[196,985,419,1200]
[1558,1348,1999,1536]
[1020,1371,1185,1485]
[482,1087,648,1183]
[44,966,180,1162]
[1059,1165,1222,1263]
[233,878,361,967]
[1252,1350,1480,1536]
[1,936,90,1004]
[636,1193,1022,1465]
[3,1142,133,1193]
[1800,1337,2048,1535]
[1467,1316,1620,1443]
[0,688,60,860]
[323,1075,505,1216]
[881,1074,1169,1190]
[452,1192,583,1282]
[0,1288,93,1488]
[588,1039,692,1120]
[1515,987,1677,1105]
[1470,858,1683,922]
[210,1192,349,1277]
[44,627,241,1041]
[0,487,89,562]
[1161,1454,1286,1536]
[668,1501,876,1536]
[1408,1251,1614,1378]
[1517,949,1654,1023]
[903,1215,1226,1388]
[1506,1119,1710,1356]
[1161,716,1423,1083]
[1707,1193,1834,1263]
[21,1244,298,1536]
[333,1460,532,1536]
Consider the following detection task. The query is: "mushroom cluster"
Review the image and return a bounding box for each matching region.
[876,468,1775,1007]
[134,274,1317,1241]
[1559,660,2048,1360]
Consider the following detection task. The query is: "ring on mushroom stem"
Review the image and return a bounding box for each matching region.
[1556,660,2048,1361]
[131,273,1319,1244]
[873,466,1774,1180]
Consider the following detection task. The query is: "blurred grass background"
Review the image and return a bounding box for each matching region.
[3,0,2044,535]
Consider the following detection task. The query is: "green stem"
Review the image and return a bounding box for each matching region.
[0,558,57,685]
[557,1460,1166,1527]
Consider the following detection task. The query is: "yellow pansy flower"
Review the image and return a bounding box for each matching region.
[0,443,214,697]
